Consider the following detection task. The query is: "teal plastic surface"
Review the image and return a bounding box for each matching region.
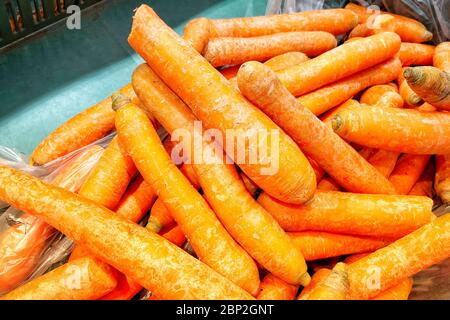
[0,0,266,155]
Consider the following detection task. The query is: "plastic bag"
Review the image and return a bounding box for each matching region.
[266,0,449,43]
[0,133,113,295]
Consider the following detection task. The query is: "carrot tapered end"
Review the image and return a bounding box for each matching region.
[111,92,131,111]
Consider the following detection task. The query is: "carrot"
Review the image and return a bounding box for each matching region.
[297,57,401,116]
[317,176,341,191]
[0,166,254,300]
[258,191,433,238]
[128,5,316,205]
[371,278,413,300]
[389,154,431,195]
[298,268,331,300]
[408,161,434,197]
[115,100,260,295]
[182,17,210,53]
[208,9,358,37]
[114,175,157,223]
[238,61,396,195]
[348,213,449,299]
[0,257,117,300]
[288,232,389,261]
[367,149,400,178]
[435,154,450,204]
[77,137,137,210]
[146,198,176,233]
[0,145,103,294]
[345,3,432,43]
[330,104,450,154]
[263,51,309,71]
[399,43,435,66]
[348,23,370,39]
[99,224,186,300]
[203,31,336,67]
[179,163,201,189]
[240,170,259,197]
[360,84,404,108]
[220,65,240,79]
[257,274,298,300]
[344,253,370,265]
[132,63,310,286]
[277,32,401,97]
[404,66,450,111]
[30,84,136,165]
[399,80,423,107]
[306,263,349,300]
[433,42,450,73]
[415,102,437,112]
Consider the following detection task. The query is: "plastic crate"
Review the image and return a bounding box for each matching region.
[0,0,102,48]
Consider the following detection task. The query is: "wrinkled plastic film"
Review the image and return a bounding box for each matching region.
[266,0,449,43]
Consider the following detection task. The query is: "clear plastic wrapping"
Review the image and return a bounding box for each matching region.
[0,133,114,295]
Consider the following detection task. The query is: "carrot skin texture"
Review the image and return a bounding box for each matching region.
[115,102,259,295]
[360,84,404,108]
[257,274,298,300]
[0,166,253,300]
[434,42,450,73]
[371,278,413,300]
[399,43,435,66]
[30,84,136,165]
[258,191,433,238]
[435,154,450,204]
[132,63,309,286]
[0,145,103,294]
[306,263,348,300]
[298,269,331,300]
[317,176,341,191]
[114,175,157,223]
[348,213,450,299]
[0,257,117,300]
[128,5,316,205]
[331,104,450,154]
[263,51,309,70]
[408,161,434,197]
[297,58,401,115]
[183,17,210,53]
[404,66,450,111]
[288,232,389,261]
[208,9,358,37]
[238,61,396,195]
[146,198,176,233]
[389,154,431,195]
[345,3,432,43]
[203,31,336,67]
[277,32,401,97]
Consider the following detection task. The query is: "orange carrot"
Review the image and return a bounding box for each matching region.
[115,100,260,295]
[220,65,241,79]
[258,191,433,238]
[238,61,396,195]
[263,51,309,71]
[203,31,336,67]
[435,154,450,204]
[296,58,402,115]
[276,32,401,96]
[360,84,404,108]
[345,3,432,43]
[399,80,423,107]
[348,23,370,39]
[288,232,389,261]
[306,263,348,300]
[433,42,450,73]
[132,63,310,286]
[348,213,449,299]
[0,166,254,300]
[317,176,341,191]
[257,274,298,300]
[408,161,434,197]
[331,104,450,154]
[128,5,316,205]
[371,278,413,300]
[344,253,370,265]
[77,137,136,210]
[30,84,136,165]
[114,175,157,223]
[298,268,331,300]
[399,43,435,66]
[99,224,186,300]
[0,257,117,300]
[182,17,210,53]
[404,66,450,111]
[240,170,259,197]
[146,198,176,233]
[0,145,103,294]
[208,9,358,37]
[367,149,400,178]
[389,154,431,195]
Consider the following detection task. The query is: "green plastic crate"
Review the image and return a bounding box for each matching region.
[0,0,102,48]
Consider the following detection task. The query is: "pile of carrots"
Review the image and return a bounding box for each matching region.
[0,2,449,300]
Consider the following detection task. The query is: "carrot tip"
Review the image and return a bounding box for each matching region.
[111,92,131,111]
[299,272,312,287]
[403,67,423,85]
[330,115,343,132]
